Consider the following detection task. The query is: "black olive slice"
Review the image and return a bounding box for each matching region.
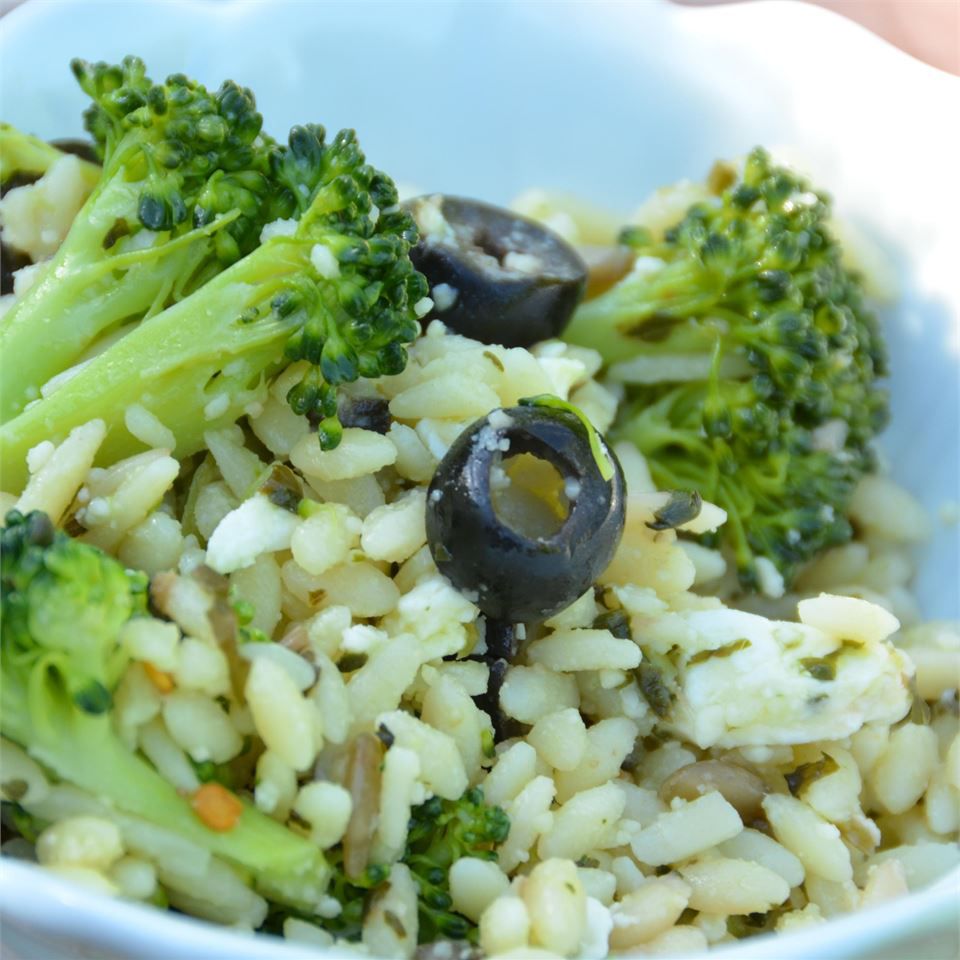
[406,195,587,348]
[1,241,31,296]
[48,138,99,165]
[426,401,625,622]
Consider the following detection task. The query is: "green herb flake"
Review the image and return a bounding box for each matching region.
[800,638,863,682]
[784,754,840,796]
[593,608,631,640]
[635,662,673,718]
[908,675,932,725]
[688,638,751,665]
[519,394,615,481]
[800,657,835,682]
[647,490,703,531]
[257,463,303,513]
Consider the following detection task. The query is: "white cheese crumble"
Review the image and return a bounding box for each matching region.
[486,409,514,430]
[755,556,786,598]
[259,218,298,243]
[431,283,459,312]
[205,495,299,574]
[310,243,341,280]
[414,296,435,318]
[25,440,56,475]
[203,393,231,421]
[502,250,542,275]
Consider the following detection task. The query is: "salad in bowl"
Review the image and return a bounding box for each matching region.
[0,5,957,958]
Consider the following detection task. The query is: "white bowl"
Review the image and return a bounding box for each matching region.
[1,0,957,957]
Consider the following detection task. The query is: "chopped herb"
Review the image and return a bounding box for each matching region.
[0,779,28,802]
[190,757,235,789]
[287,809,311,830]
[257,463,303,513]
[618,225,653,249]
[620,737,644,773]
[800,639,862,682]
[1,802,48,844]
[482,350,505,372]
[593,608,631,640]
[635,662,673,718]
[727,912,773,939]
[646,490,702,531]
[338,653,368,673]
[376,723,396,749]
[102,217,131,249]
[800,658,836,682]
[338,396,391,434]
[384,909,406,938]
[907,675,932,725]
[784,754,839,796]
[519,394,615,481]
[688,638,751,665]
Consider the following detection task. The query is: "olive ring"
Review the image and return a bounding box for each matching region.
[425,404,626,623]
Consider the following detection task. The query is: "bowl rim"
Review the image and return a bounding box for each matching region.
[1,857,958,959]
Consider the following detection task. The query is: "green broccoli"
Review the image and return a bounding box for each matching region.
[404,787,510,943]
[291,788,509,945]
[0,122,427,489]
[0,56,276,421]
[0,122,99,187]
[564,148,889,588]
[0,509,329,908]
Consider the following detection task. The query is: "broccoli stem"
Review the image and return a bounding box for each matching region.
[563,256,720,363]
[0,122,99,184]
[0,177,239,420]
[3,658,328,906]
[0,237,308,489]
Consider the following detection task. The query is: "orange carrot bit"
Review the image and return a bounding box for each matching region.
[191,783,243,832]
[143,661,174,694]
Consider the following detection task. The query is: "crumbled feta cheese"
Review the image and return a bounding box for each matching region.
[811,418,849,453]
[310,243,340,279]
[259,218,298,242]
[12,262,45,298]
[340,624,390,656]
[431,282,458,312]
[755,556,786,598]
[413,195,454,242]
[203,393,230,421]
[0,155,96,260]
[486,409,514,430]
[414,296,434,318]
[25,440,56,475]
[502,250,542,275]
[647,606,912,748]
[205,495,299,574]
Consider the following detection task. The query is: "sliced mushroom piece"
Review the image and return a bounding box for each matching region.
[659,759,769,820]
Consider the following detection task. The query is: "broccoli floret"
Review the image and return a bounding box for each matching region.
[293,788,509,945]
[0,122,99,187]
[564,148,889,588]
[0,123,427,489]
[0,509,329,908]
[404,787,510,943]
[0,56,277,421]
